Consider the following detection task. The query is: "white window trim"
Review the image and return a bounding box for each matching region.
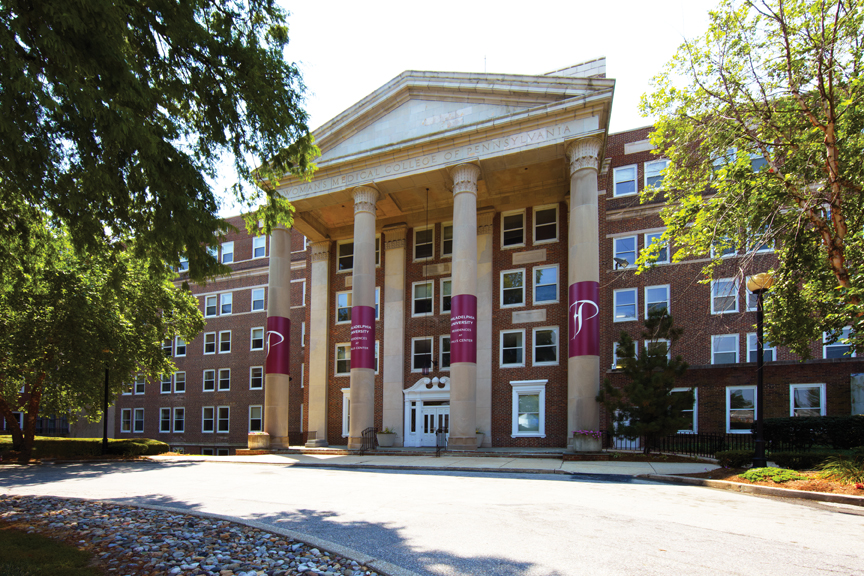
[440,277,452,314]
[203,369,215,392]
[335,343,350,376]
[216,406,230,434]
[203,332,216,355]
[174,371,186,394]
[644,284,670,317]
[336,290,352,324]
[160,374,172,395]
[441,222,453,259]
[220,292,233,315]
[217,368,231,391]
[336,240,353,274]
[532,326,559,367]
[671,387,698,433]
[173,407,185,433]
[134,375,145,395]
[410,336,434,373]
[221,241,234,264]
[413,225,435,262]
[375,234,381,268]
[412,280,434,318]
[500,268,526,309]
[205,295,218,318]
[726,385,756,434]
[439,335,451,372]
[789,383,827,417]
[532,264,559,305]
[291,235,307,253]
[375,341,380,375]
[823,327,856,359]
[218,330,231,354]
[613,164,638,197]
[712,334,739,365]
[252,235,267,259]
[120,408,132,433]
[711,239,738,259]
[133,408,144,433]
[613,235,638,269]
[249,366,263,390]
[532,204,559,245]
[202,407,215,433]
[174,336,186,357]
[248,405,264,432]
[644,159,668,188]
[500,209,526,249]
[375,286,381,320]
[250,327,265,351]
[500,329,526,368]
[341,388,351,438]
[645,338,670,360]
[301,321,306,347]
[291,278,306,308]
[613,288,638,323]
[746,332,776,363]
[711,278,739,314]
[160,408,172,433]
[643,231,669,264]
[510,379,547,438]
[251,288,266,312]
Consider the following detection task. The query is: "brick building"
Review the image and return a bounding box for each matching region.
[111,59,864,453]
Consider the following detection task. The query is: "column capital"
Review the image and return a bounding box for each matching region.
[383,223,408,250]
[352,186,379,215]
[565,137,603,176]
[477,207,495,235]
[448,163,481,197]
[310,241,330,262]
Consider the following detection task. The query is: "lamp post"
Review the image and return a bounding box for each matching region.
[102,350,110,455]
[747,272,774,469]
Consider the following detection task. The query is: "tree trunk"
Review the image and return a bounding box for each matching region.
[0,396,24,450]
[17,373,44,464]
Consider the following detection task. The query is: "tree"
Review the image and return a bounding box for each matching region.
[639,0,864,358]
[597,311,692,454]
[0,0,317,283]
[0,217,204,463]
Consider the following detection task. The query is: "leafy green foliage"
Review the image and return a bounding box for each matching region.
[0,436,169,459]
[761,415,864,449]
[0,0,317,282]
[741,467,806,483]
[597,311,692,454]
[771,450,843,470]
[640,0,864,357]
[716,449,755,468]
[819,455,864,484]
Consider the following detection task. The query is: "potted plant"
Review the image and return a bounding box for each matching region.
[571,429,602,453]
[475,428,485,448]
[247,431,270,450]
[376,427,397,448]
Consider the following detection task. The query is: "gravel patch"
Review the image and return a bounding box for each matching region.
[0,494,381,576]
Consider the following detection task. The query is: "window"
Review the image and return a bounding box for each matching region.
[613,165,637,196]
[253,236,266,258]
[201,448,214,455]
[293,279,307,307]
[203,369,215,392]
[645,338,670,360]
[375,235,381,267]
[414,227,434,260]
[613,236,637,269]
[533,205,558,244]
[533,327,558,366]
[221,241,234,264]
[374,341,380,374]
[500,330,525,367]
[790,384,826,417]
[441,223,453,257]
[711,278,738,314]
[501,211,525,248]
[202,407,215,433]
[712,334,739,364]
[217,407,230,433]
[336,291,352,323]
[251,327,264,351]
[173,371,186,394]
[711,238,737,258]
[160,408,171,433]
[133,408,144,433]
[134,374,145,395]
[175,337,186,357]
[249,405,263,432]
[824,327,855,359]
[252,288,265,311]
[218,368,230,391]
[533,265,558,304]
[341,389,350,438]
[173,408,185,433]
[613,288,637,322]
[411,337,433,372]
[745,277,761,311]
[335,344,350,376]
[121,381,132,395]
[645,285,670,316]
[643,232,669,264]
[644,159,668,188]
[219,330,231,353]
[203,332,216,354]
[440,336,451,370]
[375,287,380,319]
[121,409,132,433]
[207,246,218,260]
[671,388,697,433]
[611,341,629,369]
[205,295,217,317]
[160,374,172,394]
[501,269,525,308]
[727,386,756,433]
[441,279,452,313]
[412,281,433,316]
[337,241,353,272]
[747,333,776,362]
[220,293,232,315]
[178,256,189,272]
[162,339,172,357]
[510,380,546,437]
[292,235,307,253]
[250,366,263,390]
[750,152,768,172]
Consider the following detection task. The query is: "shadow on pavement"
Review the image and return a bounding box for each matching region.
[0,460,197,487]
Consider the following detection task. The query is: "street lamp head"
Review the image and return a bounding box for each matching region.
[747,272,774,293]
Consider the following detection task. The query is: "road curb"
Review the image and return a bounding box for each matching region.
[641,473,864,507]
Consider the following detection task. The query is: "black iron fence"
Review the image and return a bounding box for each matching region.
[359,427,377,454]
[601,430,811,458]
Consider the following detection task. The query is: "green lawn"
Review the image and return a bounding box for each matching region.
[0,525,102,576]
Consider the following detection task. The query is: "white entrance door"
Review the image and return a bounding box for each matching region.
[419,403,449,447]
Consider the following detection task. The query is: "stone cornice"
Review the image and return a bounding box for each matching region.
[310,241,331,262]
[383,223,407,249]
[477,208,495,235]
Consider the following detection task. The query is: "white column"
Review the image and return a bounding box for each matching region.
[565,137,603,451]
[475,208,495,447]
[305,241,331,447]
[382,224,407,446]
[448,163,481,450]
[264,226,291,448]
[347,186,379,450]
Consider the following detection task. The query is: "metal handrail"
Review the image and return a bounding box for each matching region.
[359,427,377,455]
[435,426,447,457]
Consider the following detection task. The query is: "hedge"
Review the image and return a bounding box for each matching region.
[715,448,862,470]
[758,415,864,450]
[0,436,169,459]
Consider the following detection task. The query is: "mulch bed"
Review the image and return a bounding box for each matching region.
[679,467,864,496]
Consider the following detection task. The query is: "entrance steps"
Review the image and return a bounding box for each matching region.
[269,446,570,459]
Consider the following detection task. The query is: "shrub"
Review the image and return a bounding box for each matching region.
[0,437,169,459]
[819,456,864,485]
[759,415,864,450]
[716,449,753,468]
[741,467,806,483]
[770,451,839,470]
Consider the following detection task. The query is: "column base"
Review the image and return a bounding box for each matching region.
[347,436,364,450]
[268,435,290,449]
[305,439,329,448]
[447,436,478,451]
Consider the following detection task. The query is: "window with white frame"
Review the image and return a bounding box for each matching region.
[644,159,668,188]
[747,333,776,362]
[203,369,215,392]
[292,235,307,253]
[712,334,739,364]
[336,291,352,323]
[411,337,433,372]
[441,223,453,257]
[335,344,350,376]
[220,292,232,315]
[613,165,637,196]
[302,321,306,346]
[500,330,525,367]
[337,241,353,272]
[120,409,132,433]
[178,256,189,272]
[133,408,144,433]
[414,226,434,260]
[643,232,669,264]
[203,332,216,354]
[162,339,172,357]
[375,286,380,319]
[159,408,171,433]
[790,383,826,417]
[533,327,558,366]
[501,211,525,248]
[217,406,230,433]
[711,278,738,314]
[645,285,670,316]
[249,366,263,390]
[501,269,525,308]
[250,327,264,351]
[440,336,451,370]
[175,337,186,357]
[611,341,629,369]
[160,374,172,394]
[727,386,756,433]
[412,281,433,316]
[613,236,637,269]
[533,265,558,304]
[202,407,215,433]
[219,330,231,353]
[441,279,452,313]
[374,341,380,374]
[205,295,217,317]
[252,288,265,311]
[253,236,266,258]
[745,277,761,311]
[217,368,230,391]
[645,338,670,360]
[221,241,234,264]
[671,388,697,433]
[613,288,637,322]
[533,205,558,244]
[375,235,381,267]
[207,246,218,260]
[249,405,263,432]
[341,388,350,438]
[173,407,185,433]
[711,238,737,258]
[824,327,855,359]
[510,380,546,437]
[134,374,145,395]
[173,371,185,394]
[293,279,306,307]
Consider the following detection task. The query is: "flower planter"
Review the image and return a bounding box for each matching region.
[475,433,485,448]
[376,432,396,448]
[248,432,270,450]
[571,435,602,453]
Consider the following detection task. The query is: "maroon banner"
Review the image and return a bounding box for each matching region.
[351,305,376,370]
[265,316,290,375]
[450,294,477,364]
[568,281,599,357]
